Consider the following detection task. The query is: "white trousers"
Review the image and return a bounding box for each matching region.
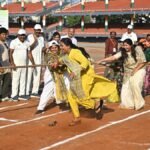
[37,68,55,110]
[26,67,41,95]
[37,68,70,111]
[120,69,146,110]
[11,68,27,97]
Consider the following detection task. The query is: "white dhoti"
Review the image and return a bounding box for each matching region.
[37,68,70,110]
[37,68,54,110]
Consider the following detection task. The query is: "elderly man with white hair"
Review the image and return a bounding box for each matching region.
[120,24,138,44]
[26,24,45,98]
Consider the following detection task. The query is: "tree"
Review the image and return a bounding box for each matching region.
[66,15,90,27]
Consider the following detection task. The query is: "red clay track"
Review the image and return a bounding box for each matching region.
[0,96,149,150]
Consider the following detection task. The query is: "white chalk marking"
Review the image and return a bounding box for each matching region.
[0,103,28,110]
[119,141,150,146]
[0,117,18,122]
[40,110,150,150]
[0,110,68,129]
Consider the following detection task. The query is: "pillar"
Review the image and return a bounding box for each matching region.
[21,0,24,11]
[21,17,24,28]
[42,15,46,28]
[130,0,134,8]
[81,0,85,10]
[59,0,62,10]
[105,0,109,9]
[43,0,46,10]
[81,16,84,31]
[105,15,108,32]
[59,16,63,31]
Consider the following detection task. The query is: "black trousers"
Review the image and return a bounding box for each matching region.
[0,73,11,98]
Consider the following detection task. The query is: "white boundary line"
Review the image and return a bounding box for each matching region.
[0,118,18,122]
[0,110,68,129]
[118,141,150,146]
[0,103,28,110]
[40,110,150,150]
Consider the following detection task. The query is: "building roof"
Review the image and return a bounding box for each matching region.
[54,0,150,16]
[1,1,60,16]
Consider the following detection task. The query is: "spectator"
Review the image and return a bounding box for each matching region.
[105,31,118,57]
[26,24,45,98]
[0,27,11,101]
[9,29,36,101]
[120,25,137,45]
[139,34,150,96]
[61,28,78,46]
[49,31,61,43]
[104,31,119,81]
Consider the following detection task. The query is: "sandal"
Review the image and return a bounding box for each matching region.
[69,119,81,126]
[95,99,104,120]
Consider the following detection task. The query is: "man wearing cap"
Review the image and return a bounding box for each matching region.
[120,24,138,44]
[9,29,37,101]
[61,28,78,46]
[26,24,45,98]
[0,27,11,101]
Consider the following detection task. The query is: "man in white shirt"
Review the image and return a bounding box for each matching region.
[9,29,36,101]
[120,25,138,44]
[26,24,45,98]
[61,28,78,46]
